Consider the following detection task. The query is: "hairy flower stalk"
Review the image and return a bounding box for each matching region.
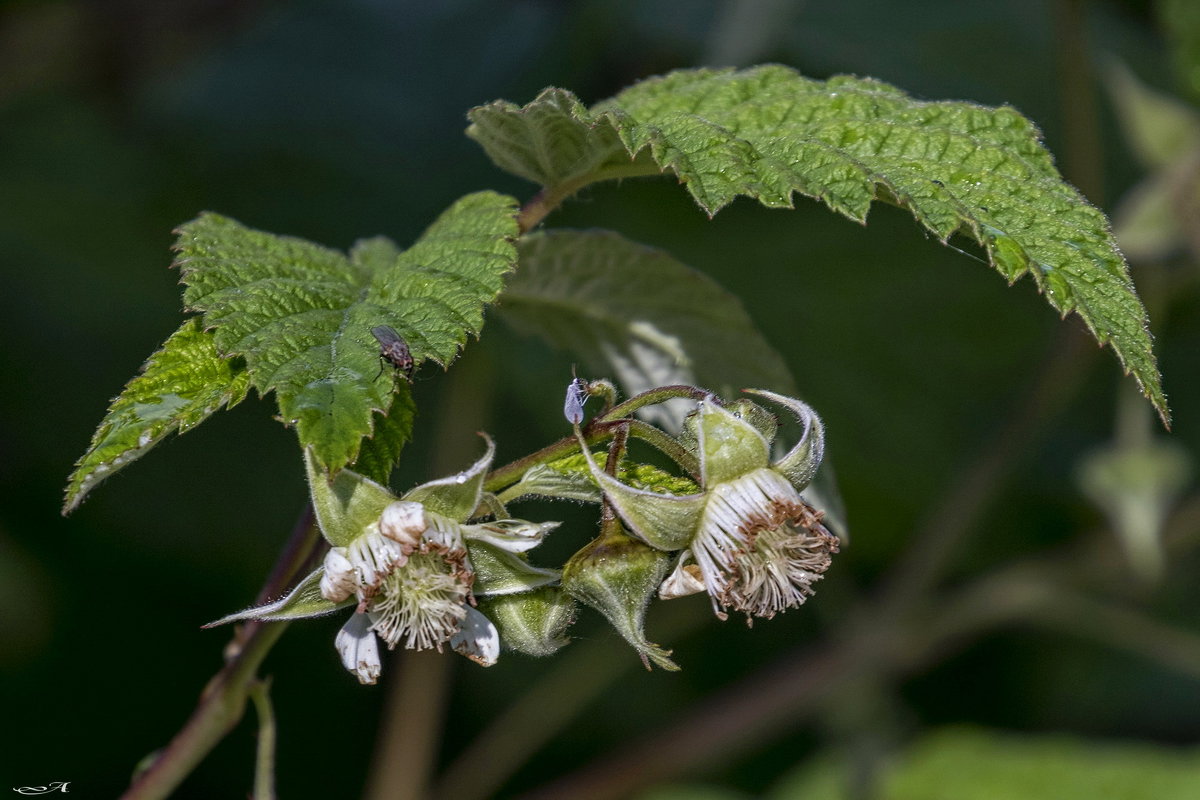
[579,389,838,621]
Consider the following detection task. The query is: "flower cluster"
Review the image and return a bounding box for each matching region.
[210,381,839,679]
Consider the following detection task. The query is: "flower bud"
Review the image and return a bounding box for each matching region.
[478,587,577,657]
[562,526,679,670]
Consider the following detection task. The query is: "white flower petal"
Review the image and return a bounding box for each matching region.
[450,606,500,667]
[320,548,357,602]
[659,552,706,599]
[463,519,560,553]
[335,612,382,685]
[379,501,426,549]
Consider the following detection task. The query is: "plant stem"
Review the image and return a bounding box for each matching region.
[517,163,662,233]
[120,508,322,800]
[248,678,277,800]
[363,650,454,800]
[597,384,712,423]
[121,620,291,800]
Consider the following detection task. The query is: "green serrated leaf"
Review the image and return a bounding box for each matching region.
[501,230,795,411]
[470,67,1167,423]
[63,317,250,514]
[175,191,519,470]
[351,385,417,485]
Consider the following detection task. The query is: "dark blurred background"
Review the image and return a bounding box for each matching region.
[3,0,1199,797]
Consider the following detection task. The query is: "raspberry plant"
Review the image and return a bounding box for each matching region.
[64,65,1166,799]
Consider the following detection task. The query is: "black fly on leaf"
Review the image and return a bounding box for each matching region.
[371,325,414,382]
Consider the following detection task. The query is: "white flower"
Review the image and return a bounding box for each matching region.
[211,437,560,684]
[580,391,838,621]
[322,502,487,682]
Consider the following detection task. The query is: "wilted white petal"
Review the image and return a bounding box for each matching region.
[463,519,560,553]
[659,552,706,599]
[335,612,382,685]
[379,501,426,550]
[347,530,406,590]
[450,606,500,666]
[320,548,357,602]
[692,468,803,601]
[422,511,468,551]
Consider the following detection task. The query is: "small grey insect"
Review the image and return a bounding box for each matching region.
[564,377,588,424]
[371,325,414,381]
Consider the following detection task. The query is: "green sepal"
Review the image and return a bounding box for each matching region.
[403,434,494,521]
[478,587,577,657]
[502,452,700,505]
[503,459,602,504]
[725,398,779,445]
[305,449,397,548]
[696,399,771,486]
[576,432,704,551]
[468,541,560,596]
[204,568,351,627]
[746,389,825,492]
[561,526,679,671]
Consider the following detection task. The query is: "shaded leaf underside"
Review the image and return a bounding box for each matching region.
[468,65,1166,421]
[501,230,796,408]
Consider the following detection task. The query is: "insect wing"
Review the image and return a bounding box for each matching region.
[371,325,414,378]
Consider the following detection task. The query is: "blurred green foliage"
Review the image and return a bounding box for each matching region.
[2,1,1199,798]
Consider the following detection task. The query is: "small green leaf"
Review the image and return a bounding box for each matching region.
[176,191,519,470]
[402,435,494,521]
[63,318,250,514]
[1106,62,1200,170]
[205,569,350,627]
[501,230,796,411]
[471,67,1167,422]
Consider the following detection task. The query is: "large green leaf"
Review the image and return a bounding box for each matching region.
[469,66,1166,422]
[63,318,250,513]
[176,191,519,471]
[500,230,795,410]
